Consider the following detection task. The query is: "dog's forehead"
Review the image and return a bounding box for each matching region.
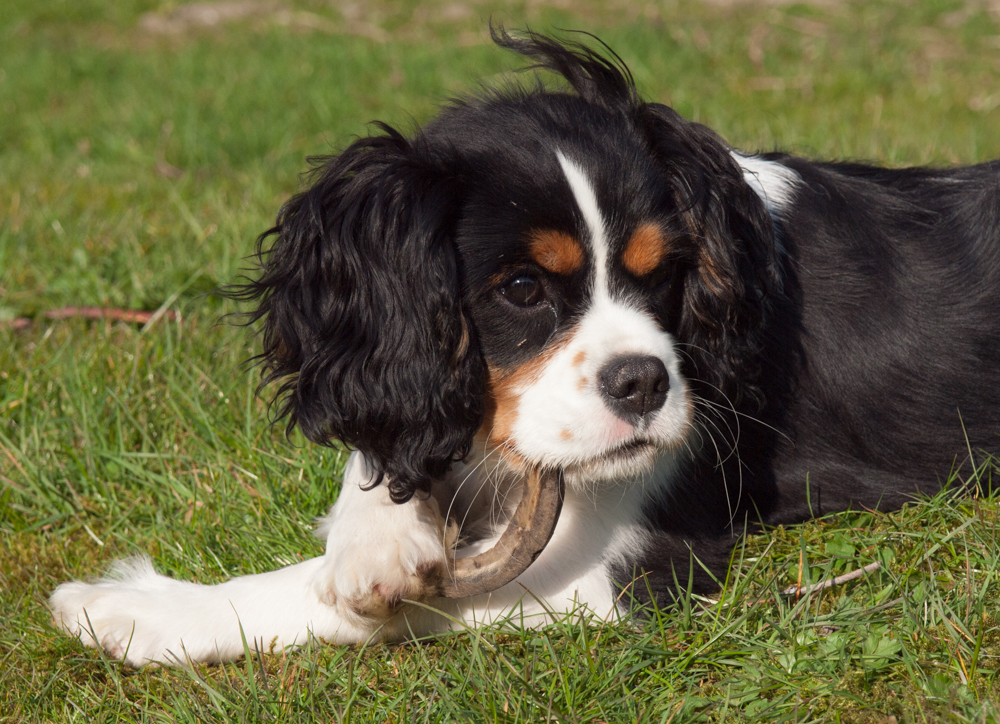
[446,104,671,285]
[552,152,681,302]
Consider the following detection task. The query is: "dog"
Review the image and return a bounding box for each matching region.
[51,29,1000,666]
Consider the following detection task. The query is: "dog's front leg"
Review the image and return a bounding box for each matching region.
[49,554,377,666]
[312,451,455,628]
[49,452,452,666]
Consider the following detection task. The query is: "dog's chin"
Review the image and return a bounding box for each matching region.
[561,439,661,487]
[478,428,685,490]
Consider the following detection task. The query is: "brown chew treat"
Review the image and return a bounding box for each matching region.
[441,468,565,599]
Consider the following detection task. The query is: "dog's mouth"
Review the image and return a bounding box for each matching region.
[601,438,655,462]
[561,437,658,480]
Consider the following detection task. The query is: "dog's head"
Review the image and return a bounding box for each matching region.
[238,29,779,503]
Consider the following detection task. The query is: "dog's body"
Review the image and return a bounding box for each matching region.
[51,31,1000,666]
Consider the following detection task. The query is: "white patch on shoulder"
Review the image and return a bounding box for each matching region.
[556,150,610,296]
[731,152,799,216]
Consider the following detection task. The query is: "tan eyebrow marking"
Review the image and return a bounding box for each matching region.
[529,229,585,275]
[622,223,669,277]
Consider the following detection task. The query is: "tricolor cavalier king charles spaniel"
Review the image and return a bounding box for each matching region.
[52,29,1000,666]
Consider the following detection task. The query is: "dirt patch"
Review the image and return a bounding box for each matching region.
[138,1,280,34]
[138,1,388,42]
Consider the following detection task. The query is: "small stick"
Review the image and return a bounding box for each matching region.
[5,306,178,329]
[782,561,881,597]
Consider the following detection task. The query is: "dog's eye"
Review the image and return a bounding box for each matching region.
[501,276,545,307]
[647,263,673,289]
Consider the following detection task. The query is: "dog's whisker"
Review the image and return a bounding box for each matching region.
[444,444,503,550]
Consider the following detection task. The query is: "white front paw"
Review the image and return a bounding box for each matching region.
[315,494,456,626]
[50,558,177,666]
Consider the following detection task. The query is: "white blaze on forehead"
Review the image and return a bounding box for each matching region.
[556,150,610,297]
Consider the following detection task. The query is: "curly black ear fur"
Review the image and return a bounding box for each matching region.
[637,104,779,406]
[233,126,484,503]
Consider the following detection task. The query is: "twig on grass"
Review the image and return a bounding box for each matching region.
[782,561,882,597]
[4,306,179,330]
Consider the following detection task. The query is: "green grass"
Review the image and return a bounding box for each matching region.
[3,0,1000,721]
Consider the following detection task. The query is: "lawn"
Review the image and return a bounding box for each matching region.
[2,0,1000,721]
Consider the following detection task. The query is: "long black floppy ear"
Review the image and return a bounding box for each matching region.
[638,103,780,405]
[234,125,484,503]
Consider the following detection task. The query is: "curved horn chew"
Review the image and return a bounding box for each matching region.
[441,468,565,599]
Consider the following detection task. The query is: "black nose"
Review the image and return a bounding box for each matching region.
[598,355,670,422]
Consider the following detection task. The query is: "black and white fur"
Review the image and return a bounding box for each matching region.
[51,30,1000,666]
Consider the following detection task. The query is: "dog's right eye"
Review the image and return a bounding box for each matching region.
[501,276,546,307]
